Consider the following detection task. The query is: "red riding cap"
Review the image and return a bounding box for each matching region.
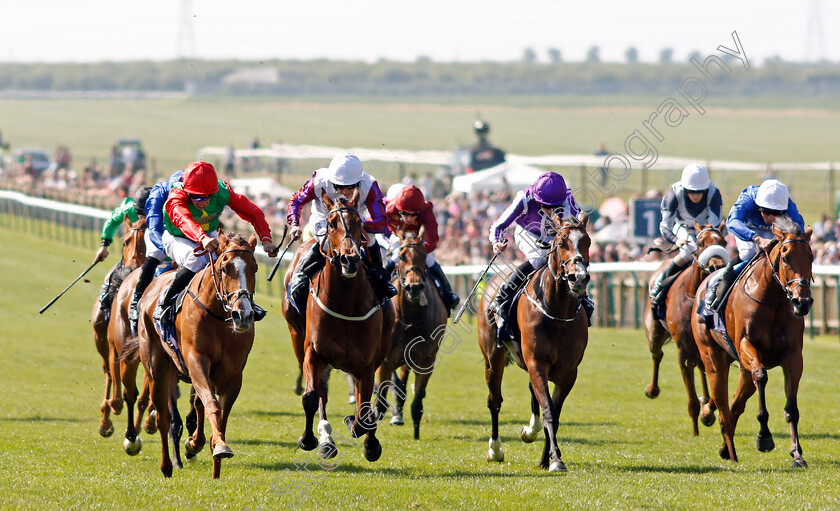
[182,161,219,196]
[395,185,425,212]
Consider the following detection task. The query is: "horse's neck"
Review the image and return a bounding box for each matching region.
[320,263,374,308]
[192,265,223,313]
[538,265,576,315]
[686,261,703,294]
[746,254,786,302]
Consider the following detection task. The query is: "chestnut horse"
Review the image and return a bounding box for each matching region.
[128,231,261,478]
[643,222,728,435]
[375,227,448,439]
[692,218,813,467]
[282,190,395,463]
[478,212,590,472]
[91,217,148,438]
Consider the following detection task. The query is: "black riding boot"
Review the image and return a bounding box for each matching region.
[649,260,685,310]
[153,267,196,330]
[129,256,161,335]
[367,241,398,301]
[288,243,326,308]
[428,261,460,313]
[708,255,741,314]
[489,260,534,344]
[384,257,397,278]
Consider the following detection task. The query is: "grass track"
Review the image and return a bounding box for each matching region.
[3,224,840,509]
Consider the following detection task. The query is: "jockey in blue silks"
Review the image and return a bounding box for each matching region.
[706,179,805,314]
[128,170,183,334]
[487,171,583,334]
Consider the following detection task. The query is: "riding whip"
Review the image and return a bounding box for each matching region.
[452,252,499,324]
[267,237,296,282]
[39,260,100,314]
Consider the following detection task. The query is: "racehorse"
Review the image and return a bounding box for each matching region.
[282,189,395,463]
[91,217,149,438]
[477,212,590,472]
[374,227,448,439]
[692,218,813,467]
[127,231,260,478]
[643,221,728,435]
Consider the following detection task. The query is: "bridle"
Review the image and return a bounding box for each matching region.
[397,241,426,288]
[693,226,726,274]
[323,205,362,268]
[191,246,256,322]
[546,221,589,283]
[767,237,812,302]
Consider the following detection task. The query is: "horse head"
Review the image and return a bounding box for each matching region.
[396,226,428,304]
[694,220,729,273]
[549,211,591,296]
[322,189,363,279]
[121,216,146,267]
[213,231,259,332]
[769,219,814,317]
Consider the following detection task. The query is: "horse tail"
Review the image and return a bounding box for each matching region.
[121,335,141,365]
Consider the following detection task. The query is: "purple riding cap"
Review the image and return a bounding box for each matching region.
[489,172,580,244]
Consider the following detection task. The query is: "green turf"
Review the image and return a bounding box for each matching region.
[3,225,840,510]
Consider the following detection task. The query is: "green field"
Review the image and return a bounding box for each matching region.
[4,225,840,510]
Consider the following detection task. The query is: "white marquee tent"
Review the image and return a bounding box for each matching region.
[451,161,546,194]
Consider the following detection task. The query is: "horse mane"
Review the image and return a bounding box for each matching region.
[222,231,252,248]
[772,215,801,236]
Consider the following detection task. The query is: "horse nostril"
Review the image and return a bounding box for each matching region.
[568,274,577,282]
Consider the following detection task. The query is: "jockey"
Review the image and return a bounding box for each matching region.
[94,186,151,312]
[286,153,396,307]
[384,184,460,312]
[487,171,584,333]
[649,163,723,309]
[127,170,183,334]
[706,179,805,314]
[152,161,279,330]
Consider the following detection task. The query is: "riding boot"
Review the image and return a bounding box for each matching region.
[288,243,326,308]
[367,241,398,300]
[707,255,741,314]
[649,260,685,310]
[489,260,534,345]
[428,261,460,312]
[153,267,196,332]
[384,257,397,278]
[129,256,161,335]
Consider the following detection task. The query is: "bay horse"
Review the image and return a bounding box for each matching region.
[282,189,395,463]
[91,216,149,438]
[691,218,813,467]
[374,227,448,439]
[478,212,590,472]
[643,221,728,435]
[127,231,261,478]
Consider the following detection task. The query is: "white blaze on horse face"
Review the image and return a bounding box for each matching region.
[568,229,589,277]
[233,258,253,319]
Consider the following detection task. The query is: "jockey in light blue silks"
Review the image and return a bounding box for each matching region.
[649,163,724,309]
[705,179,805,314]
[487,172,585,334]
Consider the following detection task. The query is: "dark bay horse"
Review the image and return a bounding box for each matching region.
[91,217,147,438]
[129,231,261,478]
[375,227,448,439]
[478,212,590,472]
[692,219,813,467]
[282,190,395,463]
[643,222,728,435]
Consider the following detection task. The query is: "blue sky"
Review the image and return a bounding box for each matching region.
[3,0,837,64]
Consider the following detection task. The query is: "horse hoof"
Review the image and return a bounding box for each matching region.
[298,435,318,451]
[364,438,382,462]
[293,385,304,396]
[756,433,775,452]
[344,415,357,436]
[143,410,158,434]
[520,426,539,444]
[644,386,660,399]
[110,402,124,415]
[212,444,234,460]
[548,460,568,473]
[719,445,732,461]
[348,395,356,405]
[413,426,420,441]
[389,415,405,426]
[486,438,504,462]
[318,442,338,459]
[99,424,114,438]
[124,436,143,456]
[185,437,204,457]
[700,411,716,428]
[791,457,808,469]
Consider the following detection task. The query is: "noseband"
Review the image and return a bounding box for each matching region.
[192,247,256,322]
[324,206,362,268]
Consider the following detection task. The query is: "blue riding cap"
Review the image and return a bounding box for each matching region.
[532,172,568,206]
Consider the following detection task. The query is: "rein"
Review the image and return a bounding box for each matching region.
[324,205,361,268]
[395,241,429,328]
[740,238,811,306]
[190,247,256,322]
[533,221,588,322]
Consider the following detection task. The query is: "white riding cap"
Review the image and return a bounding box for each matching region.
[327,153,364,186]
[755,179,789,211]
[681,163,711,191]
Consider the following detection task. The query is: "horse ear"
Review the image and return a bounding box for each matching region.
[550,210,562,228]
[718,220,726,234]
[418,224,426,240]
[248,233,258,249]
[694,221,702,233]
[217,231,228,250]
[123,215,133,230]
[578,211,589,227]
[349,187,360,208]
[805,226,813,242]
[772,225,785,240]
[321,190,334,211]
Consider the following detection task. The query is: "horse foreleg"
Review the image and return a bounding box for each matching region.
[677,347,702,436]
[149,356,174,477]
[540,373,578,470]
[293,367,304,396]
[186,356,230,478]
[393,367,409,419]
[140,372,157,435]
[705,347,736,462]
[529,367,564,472]
[485,347,506,463]
[108,341,124,415]
[521,383,542,443]
[739,341,773,453]
[699,368,716,427]
[99,352,115,437]
[644,311,667,399]
[374,361,393,423]
[352,371,381,462]
[781,351,807,468]
[209,374,243,479]
[121,357,142,456]
[410,370,433,440]
[315,371,338,460]
[298,351,325,452]
[185,388,206,460]
[167,375,185,469]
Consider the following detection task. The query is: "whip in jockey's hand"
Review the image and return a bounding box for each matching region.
[94,246,109,263]
[289,224,302,241]
[493,241,508,254]
[262,240,279,257]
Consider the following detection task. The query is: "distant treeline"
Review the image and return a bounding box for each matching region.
[0,59,838,96]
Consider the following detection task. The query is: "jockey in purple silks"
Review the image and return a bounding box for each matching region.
[487,171,589,334]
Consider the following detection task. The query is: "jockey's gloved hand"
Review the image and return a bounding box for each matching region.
[94,246,109,263]
[289,224,302,241]
[493,241,508,254]
[263,240,279,257]
[201,236,219,253]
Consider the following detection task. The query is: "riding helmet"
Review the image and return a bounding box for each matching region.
[474,119,490,135]
[327,153,363,186]
[395,185,426,213]
[680,163,711,191]
[182,161,219,196]
[133,186,152,216]
[532,172,568,207]
[755,179,789,211]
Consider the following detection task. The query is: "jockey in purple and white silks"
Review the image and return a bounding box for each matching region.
[706,179,804,314]
[649,163,724,310]
[486,171,582,333]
